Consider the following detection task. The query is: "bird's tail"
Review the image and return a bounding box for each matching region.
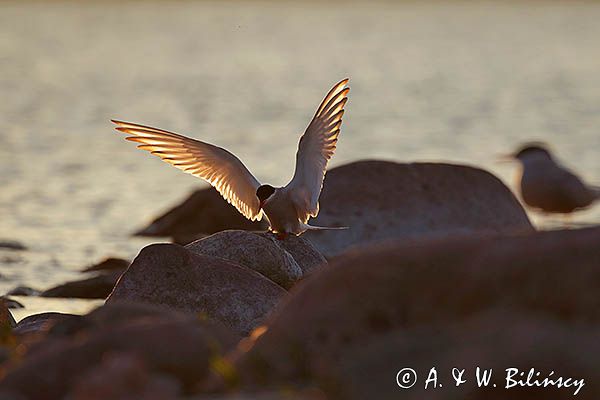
[302,223,349,231]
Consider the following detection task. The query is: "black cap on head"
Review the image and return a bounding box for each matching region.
[256,185,276,202]
[514,142,552,159]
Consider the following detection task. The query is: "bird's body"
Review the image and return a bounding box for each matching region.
[512,145,599,214]
[261,187,304,235]
[112,79,350,237]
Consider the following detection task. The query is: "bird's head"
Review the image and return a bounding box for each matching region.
[256,185,276,210]
[512,143,553,164]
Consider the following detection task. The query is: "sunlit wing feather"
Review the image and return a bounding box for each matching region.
[111,120,262,221]
[286,78,349,223]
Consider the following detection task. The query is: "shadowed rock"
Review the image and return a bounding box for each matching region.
[232,227,599,386]
[304,160,534,257]
[13,312,78,336]
[318,312,598,399]
[0,309,236,400]
[0,297,23,309]
[186,231,326,289]
[80,257,129,274]
[6,286,40,297]
[0,240,27,251]
[106,244,287,335]
[41,271,122,299]
[0,299,16,329]
[135,187,267,244]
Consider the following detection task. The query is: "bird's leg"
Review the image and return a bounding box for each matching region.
[276,232,288,241]
[562,214,573,229]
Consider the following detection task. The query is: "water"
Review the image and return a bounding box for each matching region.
[1,1,599,319]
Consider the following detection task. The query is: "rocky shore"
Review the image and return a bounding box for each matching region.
[1,161,597,399]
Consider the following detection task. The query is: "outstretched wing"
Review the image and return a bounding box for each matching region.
[112,120,262,221]
[286,78,349,223]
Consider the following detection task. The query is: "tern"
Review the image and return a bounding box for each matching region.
[112,79,350,239]
[505,143,599,215]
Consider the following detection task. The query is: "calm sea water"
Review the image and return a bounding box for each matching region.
[1,1,599,320]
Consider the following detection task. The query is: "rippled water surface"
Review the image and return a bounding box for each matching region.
[1,1,599,319]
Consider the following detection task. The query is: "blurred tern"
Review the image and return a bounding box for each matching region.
[112,79,350,239]
[504,143,599,215]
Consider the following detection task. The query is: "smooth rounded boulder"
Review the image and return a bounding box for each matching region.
[304,160,533,257]
[186,230,326,289]
[106,243,287,335]
[232,227,599,386]
[0,308,236,399]
[135,187,267,244]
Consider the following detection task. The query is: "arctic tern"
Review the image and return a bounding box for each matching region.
[112,78,350,239]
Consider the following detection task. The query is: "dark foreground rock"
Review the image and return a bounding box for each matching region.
[304,160,534,257]
[231,227,599,391]
[0,304,236,399]
[41,271,122,299]
[187,231,326,289]
[0,300,16,329]
[0,297,23,309]
[135,187,267,244]
[107,244,286,335]
[13,312,78,336]
[319,312,598,399]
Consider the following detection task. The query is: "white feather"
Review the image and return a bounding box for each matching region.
[285,78,350,223]
[111,120,263,221]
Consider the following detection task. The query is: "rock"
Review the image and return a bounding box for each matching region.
[186,231,326,289]
[6,286,40,296]
[0,297,24,309]
[106,244,287,335]
[67,353,181,400]
[0,299,16,329]
[13,312,78,336]
[135,187,267,244]
[81,257,129,274]
[233,227,599,385]
[40,271,122,299]
[0,240,27,251]
[304,160,533,257]
[0,311,236,399]
[318,312,598,399]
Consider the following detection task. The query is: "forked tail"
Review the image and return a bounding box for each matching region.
[302,223,349,231]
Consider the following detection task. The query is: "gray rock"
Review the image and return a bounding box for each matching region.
[187,231,325,289]
[41,271,122,299]
[81,257,129,274]
[135,187,266,244]
[233,227,599,385]
[6,286,40,296]
[14,312,78,336]
[0,240,27,251]
[304,160,533,257]
[0,312,236,399]
[106,243,286,335]
[0,297,24,309]
[0,299,16,329]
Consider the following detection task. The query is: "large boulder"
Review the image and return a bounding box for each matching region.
[0,305,236,400]
[106,243,287,335]
[232,227,599,387]
[135,187,267,244]
[318,312,598,399]
[41,272,123,299]
[186,231,326,289]
[304,160,533,257]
